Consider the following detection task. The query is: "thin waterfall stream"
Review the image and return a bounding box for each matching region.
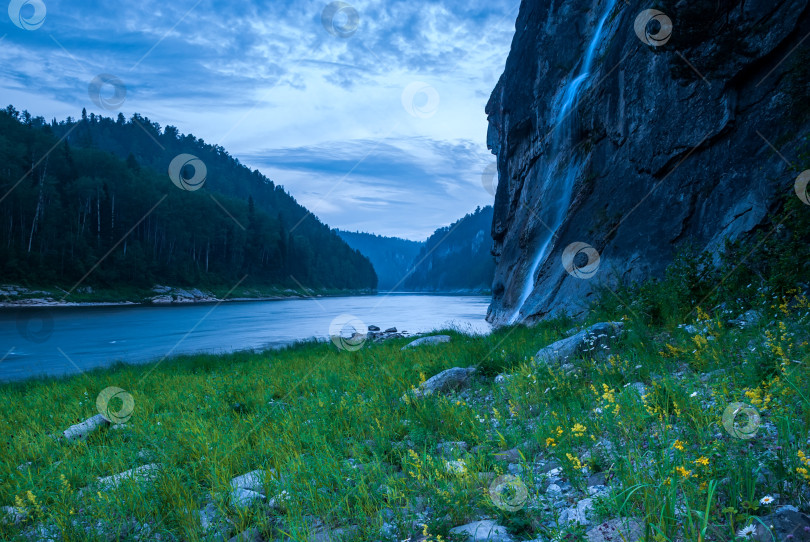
[509,0,618,323]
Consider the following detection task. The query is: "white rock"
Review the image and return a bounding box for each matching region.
[449,520,513,542]
[230,469,264,493]
[62,414,109,441]
[96,464,161,490]
[560,497,595,525]
[400,335,451,350]
[230,487,265,509]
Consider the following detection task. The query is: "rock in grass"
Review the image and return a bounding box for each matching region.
[0,506,25,525]
[230,469,265,493]
[411,366,475,398]
[586,518,645,542]
[230,487,265,509]
[228,526,262,542]
[559,497,595,525]
[96,464,161,491]
[449,520,513,542]
[534,322,623,366]
[752,505,810,541]
[400,335,451,350]
[62,414,109,441]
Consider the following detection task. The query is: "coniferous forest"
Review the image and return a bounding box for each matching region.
[0,106,377,292]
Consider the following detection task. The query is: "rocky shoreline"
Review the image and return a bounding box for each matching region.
[0,284,373,309]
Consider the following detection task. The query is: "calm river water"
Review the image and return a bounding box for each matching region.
[0,294,491,382]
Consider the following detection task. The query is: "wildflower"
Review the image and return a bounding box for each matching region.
[672,439,685,452]
[571,423,587,437]
[545,437,557,448]
[760,495,775,505]
[675,466,693,479]
[737,525,756,539]
[694,456,710,467]
[566,453,583,470]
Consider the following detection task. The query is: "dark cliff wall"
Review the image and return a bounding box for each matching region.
[486,0,810,324]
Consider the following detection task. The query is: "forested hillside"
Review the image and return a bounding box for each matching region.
[403,206,494,292]
[336,230,423,291]
[0,107,377,292]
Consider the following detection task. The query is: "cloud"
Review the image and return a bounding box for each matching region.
[0,0,516,238]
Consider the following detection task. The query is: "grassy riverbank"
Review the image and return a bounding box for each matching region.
[2,201,809,541]
[1,289,809,540]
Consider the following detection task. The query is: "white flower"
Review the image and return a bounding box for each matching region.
[690,391,698,398]
[737,525,756,539]
[760,495,775,505]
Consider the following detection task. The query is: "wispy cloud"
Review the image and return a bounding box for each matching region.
[0,0,516,238]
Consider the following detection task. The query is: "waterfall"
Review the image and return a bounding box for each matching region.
[508,0,617,324]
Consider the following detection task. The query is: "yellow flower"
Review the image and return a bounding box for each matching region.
[673,439,685,452]
[566,453,583,470]
[545,437,557,448]
[694,456,710,467]
[675,466,693,478]
[571,423,587,437]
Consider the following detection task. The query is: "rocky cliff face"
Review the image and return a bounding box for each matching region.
[486,0,810,325]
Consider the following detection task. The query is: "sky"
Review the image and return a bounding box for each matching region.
[0,0,519,240]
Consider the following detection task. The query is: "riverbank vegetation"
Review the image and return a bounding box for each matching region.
[0,202,808,541]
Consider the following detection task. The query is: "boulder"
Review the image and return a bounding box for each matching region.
[62,414,109,441]
[449,520,513,542]
[753,505,810,541]
[559,497,595,526]
[228,527,262,542]
[96,464,161,491]
[436,441,469,455]
[230,487,265,509]
[401,335,451,350]
[230,469,265,493]
[411,366,475,398]
[729,309,763,328]
[534,322,623,366]
[368,325,381,332]
[586,518,645,542]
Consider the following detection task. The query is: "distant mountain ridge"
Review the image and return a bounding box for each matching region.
[403,206,495,293]
[338,207,495,294]
[336,231,423,291]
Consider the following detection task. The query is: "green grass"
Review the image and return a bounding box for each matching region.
[1,291,808,541]
[2,198,809,541]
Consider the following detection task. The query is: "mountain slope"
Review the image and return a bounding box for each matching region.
[336,230,423,291]
[485,0,810,324]
[402,206,495,293]
[0,107,377,292]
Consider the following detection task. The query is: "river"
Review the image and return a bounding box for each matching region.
[0,294,491,382]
